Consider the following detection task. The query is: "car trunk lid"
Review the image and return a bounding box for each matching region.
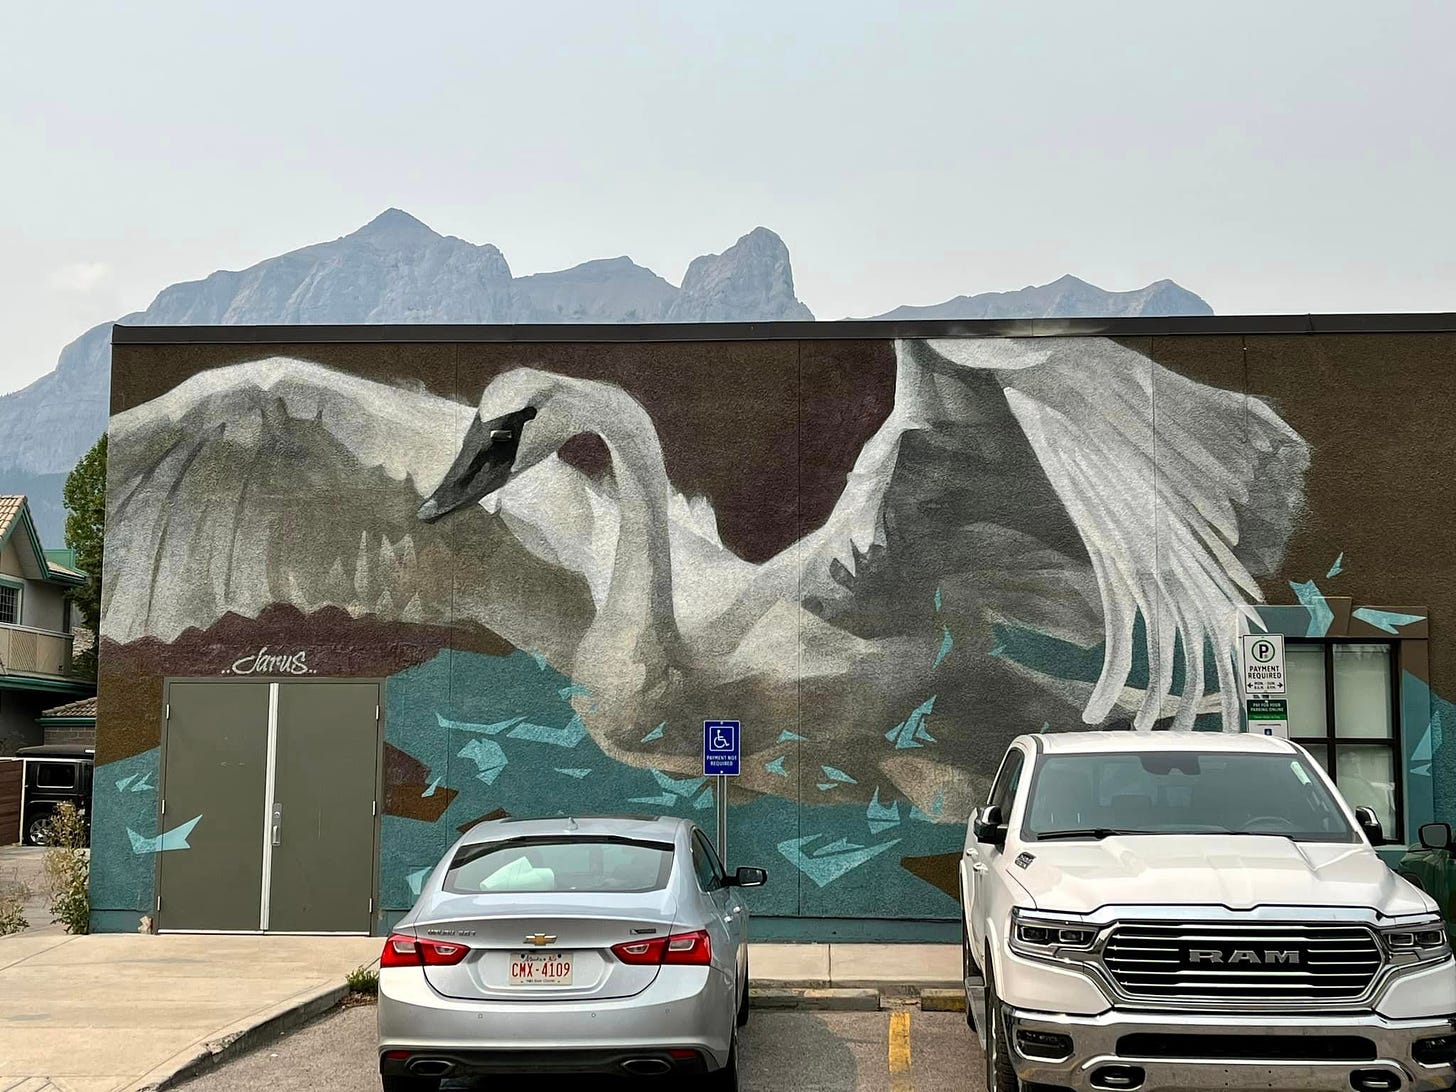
[417,891,679,1001]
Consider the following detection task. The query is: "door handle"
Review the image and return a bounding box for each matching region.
[971,862,988,873]
[271,802,283,847]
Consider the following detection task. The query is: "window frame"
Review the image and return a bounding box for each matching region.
[1286,638,1403,841]
[0,579,21,626]
[987,746,1026,815]
[33,761,79,790]
[690,828,726,892]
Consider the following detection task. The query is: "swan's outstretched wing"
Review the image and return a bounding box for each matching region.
[103,357,594,657]
[925,336,1309,731]
[756,338,1109,653]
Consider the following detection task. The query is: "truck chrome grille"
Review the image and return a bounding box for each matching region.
[1100,923,1383,1000]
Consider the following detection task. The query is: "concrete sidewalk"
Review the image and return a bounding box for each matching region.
[750,942,959,989]
[0,934,958,1091]
[0,933,381,1091]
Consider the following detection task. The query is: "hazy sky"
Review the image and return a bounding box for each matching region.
[2,1,1452,393]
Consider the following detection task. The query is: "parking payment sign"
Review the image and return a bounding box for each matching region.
[703,720,741,776]
[1241,633,1286,696]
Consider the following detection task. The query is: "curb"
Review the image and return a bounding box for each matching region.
[135,982,351,1090]
[749,986,967,1012]
[751,987,881,1011]
[919,988,968,1012]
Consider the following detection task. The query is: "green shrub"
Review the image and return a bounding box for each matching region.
[347,964,379,994]
[0,885,26,935]
[43,803,89,934]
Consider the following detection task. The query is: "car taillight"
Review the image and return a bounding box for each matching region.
[611,929,711,966]
[380,932,469,967]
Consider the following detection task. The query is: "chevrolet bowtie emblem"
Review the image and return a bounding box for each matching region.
[525,933,557,946]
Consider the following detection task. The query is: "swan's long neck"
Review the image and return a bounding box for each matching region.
[579,392,681,651]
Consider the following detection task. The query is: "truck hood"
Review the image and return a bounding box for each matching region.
[1012,835,1435,918]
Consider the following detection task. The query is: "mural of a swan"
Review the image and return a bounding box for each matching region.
[103,337,1308,816]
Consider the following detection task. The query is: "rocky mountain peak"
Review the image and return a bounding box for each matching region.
[669,227,812,322]
[350,208,440,247]
[870,273,1213,321]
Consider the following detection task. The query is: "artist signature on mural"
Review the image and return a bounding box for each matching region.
[224,647,316,675]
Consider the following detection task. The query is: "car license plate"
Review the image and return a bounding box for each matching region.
[510,951,573,986]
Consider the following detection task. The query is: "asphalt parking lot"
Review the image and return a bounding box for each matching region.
[174,1001,981,1092]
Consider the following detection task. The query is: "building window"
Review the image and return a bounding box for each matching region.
[1286,641,1400,839]
[0,584,18,626]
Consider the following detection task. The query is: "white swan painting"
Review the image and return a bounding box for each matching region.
[102,337,1309,823]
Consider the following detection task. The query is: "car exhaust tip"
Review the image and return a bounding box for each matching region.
[407,1059,454,1078]
[621,1058,673,1076]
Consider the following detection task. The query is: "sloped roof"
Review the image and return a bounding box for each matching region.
[40,696,96,720]
[0,496,24,542]
[0,495,85,584]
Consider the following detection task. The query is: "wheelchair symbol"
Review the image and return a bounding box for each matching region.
[709,726,734,751]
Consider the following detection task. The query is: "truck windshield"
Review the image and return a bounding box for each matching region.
[1023,751,1358,842]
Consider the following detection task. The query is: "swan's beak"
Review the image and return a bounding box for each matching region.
[418,406,537,523]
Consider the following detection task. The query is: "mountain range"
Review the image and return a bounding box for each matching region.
[0,209,1210,542]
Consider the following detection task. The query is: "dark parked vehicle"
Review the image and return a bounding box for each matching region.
[17,744,93,845]
[1397,821,1456,943]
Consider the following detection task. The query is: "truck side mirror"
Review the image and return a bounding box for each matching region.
[1420,822,1452,851]
[1353,806,1385,845]
[973,804,1008,848]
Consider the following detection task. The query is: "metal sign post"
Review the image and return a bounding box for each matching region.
[702,720,741,862]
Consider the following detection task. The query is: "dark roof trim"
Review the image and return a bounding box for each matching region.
[113,313,1456,346]
[35,716,96,727]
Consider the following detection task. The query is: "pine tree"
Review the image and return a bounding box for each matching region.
[62,434,106,678]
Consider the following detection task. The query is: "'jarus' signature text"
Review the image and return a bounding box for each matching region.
[225,648,315,675]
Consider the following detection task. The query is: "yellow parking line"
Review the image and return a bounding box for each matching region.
[889,1008,913,1090]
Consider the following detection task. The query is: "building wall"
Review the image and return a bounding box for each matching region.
[0,537,69,632]
[89,330,1456,933]
[0,691,47,754]
[43,725,95,747]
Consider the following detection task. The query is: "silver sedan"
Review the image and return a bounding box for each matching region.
[377,815,766,1089]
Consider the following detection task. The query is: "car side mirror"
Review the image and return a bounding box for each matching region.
[728,866,767,888]
[972,804,1008,848]
[1420,822,1452,851]
[1354,806,1385,845]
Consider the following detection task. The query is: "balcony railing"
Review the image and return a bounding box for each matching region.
[0,624,73,678]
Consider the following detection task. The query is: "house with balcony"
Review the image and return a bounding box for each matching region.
[0,496,91,753]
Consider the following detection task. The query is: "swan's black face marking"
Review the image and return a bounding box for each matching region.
[418,405,538,523]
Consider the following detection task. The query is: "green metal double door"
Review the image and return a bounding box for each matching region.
[157,680,381,933]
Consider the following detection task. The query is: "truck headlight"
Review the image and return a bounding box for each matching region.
[1010,910,1100,959]
[1381,917,1451,963]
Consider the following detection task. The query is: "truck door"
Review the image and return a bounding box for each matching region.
[966,745,1025,957]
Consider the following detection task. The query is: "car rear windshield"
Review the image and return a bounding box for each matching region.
[443,836,675,895]
[1023,751,1358,842]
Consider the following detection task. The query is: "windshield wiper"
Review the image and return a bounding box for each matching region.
[1034,828,1140,841]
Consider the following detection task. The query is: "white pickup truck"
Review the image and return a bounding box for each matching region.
[961,731,1456,1092]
